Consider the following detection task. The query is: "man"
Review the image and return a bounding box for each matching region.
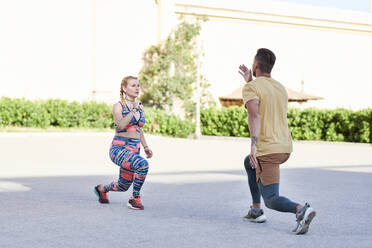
[238,48,316,235]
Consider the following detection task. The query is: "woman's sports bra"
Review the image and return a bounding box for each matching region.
[115,101,145,133]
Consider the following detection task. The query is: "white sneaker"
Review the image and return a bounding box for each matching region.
[243,206,267,223]
[292,203,316,235]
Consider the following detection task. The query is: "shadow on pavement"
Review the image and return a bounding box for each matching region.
[1,167,372,248]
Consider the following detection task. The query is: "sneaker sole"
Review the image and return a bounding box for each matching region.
[243,215,267,223]
[126,202,144,210]
[295,208,316,235]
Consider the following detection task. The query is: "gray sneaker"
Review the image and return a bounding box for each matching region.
[292,203,316,235]
[243,206,267,223]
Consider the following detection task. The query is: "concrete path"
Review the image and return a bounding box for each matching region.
[0,133,371,248]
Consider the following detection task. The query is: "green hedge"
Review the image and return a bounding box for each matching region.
[201,106,372,143]
[0,97,112,128]
[0,97,194,138]
[142,108,194,138]
[1,97,371,142]
[200,106,249,137]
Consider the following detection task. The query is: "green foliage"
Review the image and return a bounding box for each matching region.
[0,97,194,138]
[287,108,324,140]
[201,106,372,143]
[139,18,215,116]
[0,97,114,128]
[349,109,372,143]
[142,108,194,138]
[201,106,249,137]
[0,97,51,128]
[2,97,371,142]
[139,21,199,108]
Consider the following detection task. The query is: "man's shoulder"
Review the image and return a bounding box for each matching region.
[243,77,285,92]
[250,77,265,84]
[269,78,286,92]
[250,77,276,86]
[243,78,262,89]
[268,77,283,85]
[242,81,257,95]
[257,77,286,90]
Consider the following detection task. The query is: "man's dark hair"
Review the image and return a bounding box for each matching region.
[255,48,276,74]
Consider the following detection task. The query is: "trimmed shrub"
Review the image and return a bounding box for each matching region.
[201,106,371,143]
[142,108,194,138]
[200,106,249,137]
[1,97,370,142]
[0,97,194,138]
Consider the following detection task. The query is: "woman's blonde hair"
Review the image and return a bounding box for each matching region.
[120,76,138,104]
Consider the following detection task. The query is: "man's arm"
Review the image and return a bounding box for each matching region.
[245,98,260,169]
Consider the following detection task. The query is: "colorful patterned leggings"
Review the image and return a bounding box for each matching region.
[104,136,149,197]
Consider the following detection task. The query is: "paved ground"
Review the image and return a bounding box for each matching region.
[1,133,372,248]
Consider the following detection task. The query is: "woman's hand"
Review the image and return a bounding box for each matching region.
[144,147,153,158]
[132,108,140,121]
[131,101,141,120]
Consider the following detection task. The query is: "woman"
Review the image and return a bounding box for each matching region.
[94,76,153,210]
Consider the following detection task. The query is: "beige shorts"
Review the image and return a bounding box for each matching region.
[256,153,290,186]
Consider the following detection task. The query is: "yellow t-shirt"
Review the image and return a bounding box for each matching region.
[242,77,293,157]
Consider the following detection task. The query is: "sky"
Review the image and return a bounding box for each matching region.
[277,0,371,12]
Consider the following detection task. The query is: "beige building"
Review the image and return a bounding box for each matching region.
[0,0,371,110]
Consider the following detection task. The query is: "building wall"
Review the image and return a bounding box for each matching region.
[0,0,157,105]
[176,0,372,110]
[0,0,94,101]
[0,0,371,109]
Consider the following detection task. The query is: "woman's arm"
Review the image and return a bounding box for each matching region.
[113,103,135,130]
[140,129,153,158]
[140,129,148,148]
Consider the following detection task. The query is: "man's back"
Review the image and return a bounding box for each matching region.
[242,76,293,156]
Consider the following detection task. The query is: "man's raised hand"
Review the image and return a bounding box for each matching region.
[239,64,253,83]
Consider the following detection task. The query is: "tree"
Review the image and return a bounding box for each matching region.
[139,18,215,118]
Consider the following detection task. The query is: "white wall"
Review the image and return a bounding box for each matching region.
[94,0,158,104]
[178,0,372,110]
[1,0,371,110]
[0,0,92,101]
[200,17,372,109]
[0,0,157,104]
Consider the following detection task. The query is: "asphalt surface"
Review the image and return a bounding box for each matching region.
[1,133,372,248]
